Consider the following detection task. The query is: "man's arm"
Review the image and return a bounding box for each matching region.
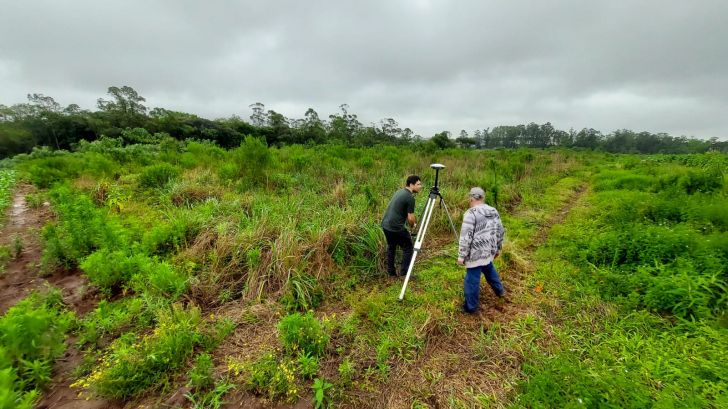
[407,194,416,230]
[457,210,475,265]
[407,213,416,230]
[494,211,504,258]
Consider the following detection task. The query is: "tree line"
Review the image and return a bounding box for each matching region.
[1,86,726,159]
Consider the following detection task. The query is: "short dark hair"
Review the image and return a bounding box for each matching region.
[406,175,421,187]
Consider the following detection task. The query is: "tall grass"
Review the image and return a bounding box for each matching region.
[8,139,726,404]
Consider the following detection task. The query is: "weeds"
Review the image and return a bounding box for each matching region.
[9,233,22,259]
[311,378,333,409]
[187,353,215,391]
[74,305,203,398]
[4,143,725,407]
[278,311,328,357]
[0,289,72,408]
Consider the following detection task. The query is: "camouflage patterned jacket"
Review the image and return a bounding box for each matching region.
[457,204,504,268]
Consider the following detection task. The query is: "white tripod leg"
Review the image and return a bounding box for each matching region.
[398,194,437,301]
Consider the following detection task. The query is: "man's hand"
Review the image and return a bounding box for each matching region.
[494,253,500,259]
[457,259,465,266]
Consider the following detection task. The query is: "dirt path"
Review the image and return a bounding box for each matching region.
[522,183,588,253]
[0,184,119,409]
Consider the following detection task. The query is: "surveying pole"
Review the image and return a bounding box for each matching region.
[398,164,458,302]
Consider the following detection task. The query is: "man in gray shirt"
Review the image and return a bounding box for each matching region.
[381,175,422,277]
[457,187,506,313]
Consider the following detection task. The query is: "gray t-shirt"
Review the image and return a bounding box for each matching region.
[381,188,415,232]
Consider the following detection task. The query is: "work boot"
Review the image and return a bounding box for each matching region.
[460,304,475,314]
[400,272,417,279]
[498,289,512,303]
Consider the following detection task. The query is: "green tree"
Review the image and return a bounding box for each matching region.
[96,86,148,129]
[430,131,456,150]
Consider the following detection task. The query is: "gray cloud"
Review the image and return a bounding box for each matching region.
[1,0,726,139]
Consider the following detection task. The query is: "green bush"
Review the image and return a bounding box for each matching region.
[217,163,239,184]
[0,291,72,408]
[281,274,323,312]
[81,250,188,299]
[593,174,653,192]
[278,312,328,357]
[139,163,180,188]
[80,249,140,291]
[230,136,272,187]
[358,156,374,169]
[41,186,129,266]
[0,170,17,224]
[679,170,723,195]
[187,353,215,391]
[231,351,298,402]
[23,156,83,189]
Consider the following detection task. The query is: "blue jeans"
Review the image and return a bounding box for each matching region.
[463,262,504,312]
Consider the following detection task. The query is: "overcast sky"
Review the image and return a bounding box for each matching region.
[1,1,726,139]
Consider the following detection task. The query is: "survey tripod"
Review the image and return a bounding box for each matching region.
[398,164,458,302]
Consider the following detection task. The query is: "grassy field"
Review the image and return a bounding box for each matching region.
[0,138,726,408]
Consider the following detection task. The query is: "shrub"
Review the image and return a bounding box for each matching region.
[216,163,238,185]
[24,193,45,210]
[139,163,180,188]
[24,156,83,189]
[82,250,188,299]
[278,312,328,357]
[41,186,129,266]
[229,351,298,402]
[679,170,723,195]
[358,156,374,169]
[230,136,272,186]
[297,353,319,380]
[187,353,215,391]
[80,249,141,292]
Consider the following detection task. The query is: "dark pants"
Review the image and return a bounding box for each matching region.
[382,228,414,276]
[463,262,504,312]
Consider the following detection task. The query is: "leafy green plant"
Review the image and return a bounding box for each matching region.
[278,311,328,357]
[187,353,215,391]
[24,193,45,210]
[229,351,298,402]
[0,171,16,224]
[185,379,235,409]
[0,290,72,408]
[281,274,323,312]
[9,233,22,259]
[337,359,355,387]
[297,352,319,380]
[311,377,333,409]
[139,163,180,188]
